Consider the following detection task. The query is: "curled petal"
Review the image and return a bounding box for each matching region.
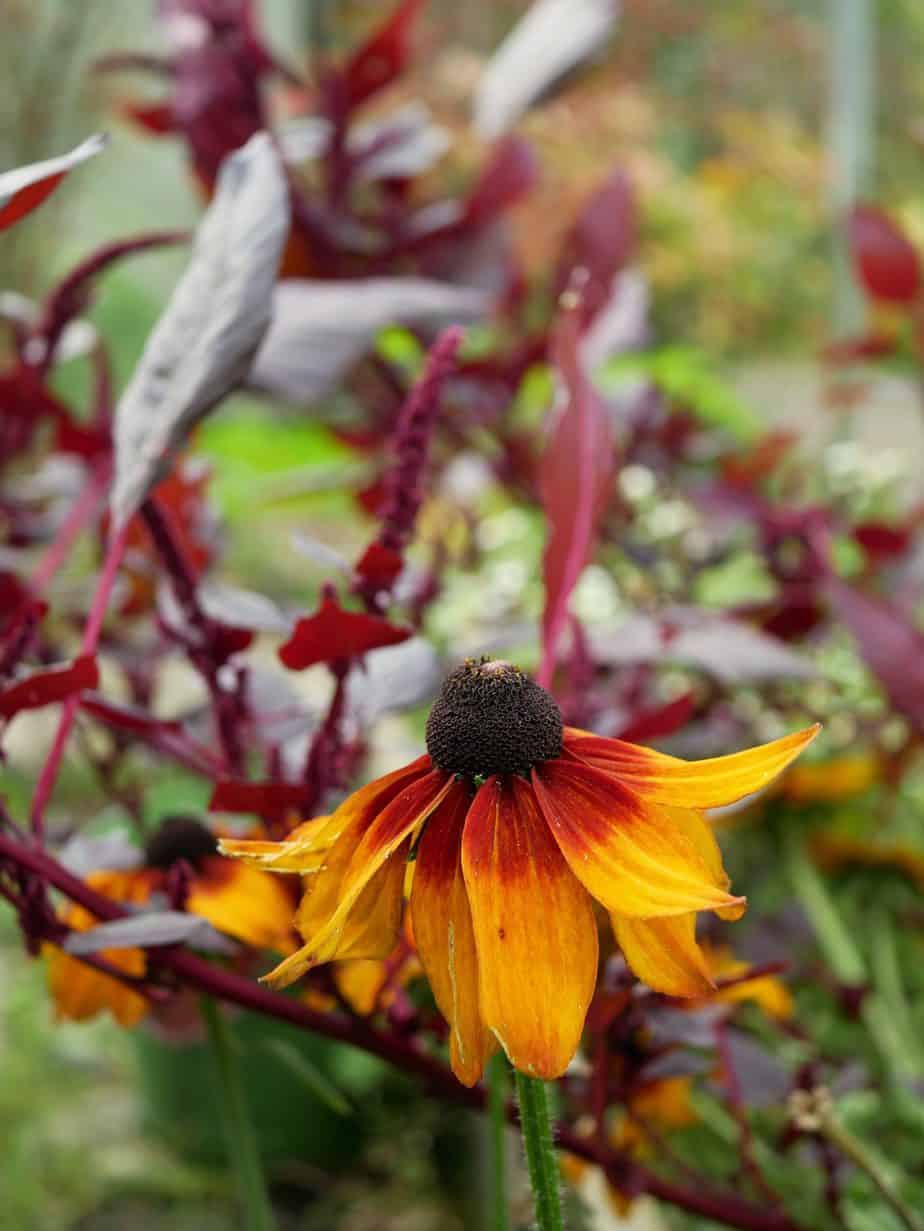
[533,759,744,918]
[411,779,495,1086]
[563,725,820,809]
[461,776,598,1079]
[218,755,431,872]
[612,913,714,997]
[263,770,455,988]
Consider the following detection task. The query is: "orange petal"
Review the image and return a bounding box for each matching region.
[461,775,598,1079]
[533,759,745,918]
[45,944,148,1027]
[333,959,388,1016]
[563,725,820,809]
[669,806,745,922]
[411,779,496,1087]
[263,770,455,989]
[612,913,714,997]
[187,857,297,951]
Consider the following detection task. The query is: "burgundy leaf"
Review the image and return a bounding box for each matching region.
[828,574,924,733]
[279,593,411,671]
[342,0,424,110]
[463,135,538,228]
[848,205,921,304]
[820,332,897,363]
[616,693,696,744]
[209,779,314,817]
[853,521,913,562]
[0,134,107,231]
[538,297,616,685]
[119,99,176,135]
[554,169,636,325]
[355,542,404,590]
[0,655,99,720]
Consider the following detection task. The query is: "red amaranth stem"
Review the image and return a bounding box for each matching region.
[0,830,807,1231]
[30,523,130,837]
[31,460,112,596]
[141,498,246,774]
[355,326,464,611]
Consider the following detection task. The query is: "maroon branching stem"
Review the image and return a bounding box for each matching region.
[355,326,464,612]
[0,830,806,1231]
[140,498,246,774]
[716,1018,778,1203]
[30,523,130,838]
[302,654,349,800]
[30,232,189,378]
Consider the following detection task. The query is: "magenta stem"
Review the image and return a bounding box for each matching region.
[31,462,112,596]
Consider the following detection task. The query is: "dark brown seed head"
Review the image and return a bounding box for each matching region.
[425,659,563,777]
[144,815,218,869]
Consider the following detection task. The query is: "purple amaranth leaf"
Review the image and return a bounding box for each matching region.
[826,574,924,735]
[0,656,99,721]
[554,168,636,328]
[250,278,486,406]
[341,0,424,111]
[110,132,289,527]
[473,0,620,138]
[0,134,107,231]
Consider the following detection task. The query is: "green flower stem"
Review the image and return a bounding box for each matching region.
[200,998,278,1231]
[515,1072,565,1231]
[487,1053,510,1231]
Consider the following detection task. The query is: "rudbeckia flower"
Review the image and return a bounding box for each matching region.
[47,817,295,1027]
[222,660,817,1085]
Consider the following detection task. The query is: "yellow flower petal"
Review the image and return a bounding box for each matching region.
[217,814,338,872]
[410,779,495,1087]
[187,858,296,951]
[564,725,820,809]
[461,776,599,1079]
[533,759,745,918]
[612,913,714,997]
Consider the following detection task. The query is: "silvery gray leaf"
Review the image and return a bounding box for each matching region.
[198,583,292,634]
[65,910,236,955]
[580,267,651,371]
[110,132,289,527]
[344,637,442,726]
[59,832,143,877]
[353,104,451,183]
[588,606,815,683]
[290,531,351,576]
[473,0,620,138]
[0,133,108,217]
[250,277,487,405]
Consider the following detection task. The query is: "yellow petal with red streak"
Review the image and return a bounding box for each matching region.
[563,725,820,809]
[262,771,455,989]
[533,759,744,919]
[411,780,495,1087]
[461,776,598,1080]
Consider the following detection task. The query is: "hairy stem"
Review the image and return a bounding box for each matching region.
[515,1073,565,1231]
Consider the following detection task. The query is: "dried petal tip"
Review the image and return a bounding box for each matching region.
[144,815,218,869]
[426,659,562,777]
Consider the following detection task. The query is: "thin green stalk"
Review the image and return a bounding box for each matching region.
[487,1053,510,1231]
[200,998,278,1231]
[515,1072,565,1231]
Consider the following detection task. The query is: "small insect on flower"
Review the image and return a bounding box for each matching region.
[221,660,818,1085]
[47,817,296,1027]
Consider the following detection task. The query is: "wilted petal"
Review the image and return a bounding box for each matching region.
[612,913,713,997]
[563,725,820,809]
[533,759,744,918]
[461,776,598,1079]
[411,780,495,1086]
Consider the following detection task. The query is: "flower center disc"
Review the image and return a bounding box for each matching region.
[425,659,563,777]
[145,815,219,869]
